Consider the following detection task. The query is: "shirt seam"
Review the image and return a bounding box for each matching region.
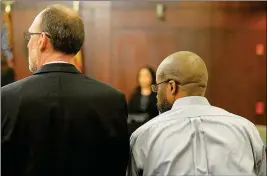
[133,114,236,144]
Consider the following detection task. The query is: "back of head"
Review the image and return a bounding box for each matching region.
[157,51,208,96]
[40,4,84,55]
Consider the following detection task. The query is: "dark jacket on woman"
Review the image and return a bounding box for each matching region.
[128,88,158,134]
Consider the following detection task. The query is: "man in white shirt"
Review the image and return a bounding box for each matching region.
[128,51,266,176]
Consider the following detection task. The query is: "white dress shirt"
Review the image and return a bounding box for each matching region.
[128,96,266,176]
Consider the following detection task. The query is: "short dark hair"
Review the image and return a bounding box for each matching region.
[40,5,84,55]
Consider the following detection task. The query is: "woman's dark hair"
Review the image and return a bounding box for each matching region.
[135,66,156,93]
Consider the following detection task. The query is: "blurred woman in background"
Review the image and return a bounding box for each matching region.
[128,66,158,134]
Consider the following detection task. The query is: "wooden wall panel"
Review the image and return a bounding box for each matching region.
[80,2,112,84]
[110,2,213,100]
[111,29,213,100]
[111,5,211,29]
[208,18,266,124]
[111,31,185,99]
[108,2,266,124]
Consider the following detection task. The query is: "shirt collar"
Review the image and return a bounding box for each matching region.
[44,61,70,65]
[171,96,210,110]
[33,63,81,75]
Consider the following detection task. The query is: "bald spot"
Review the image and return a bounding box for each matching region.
[43,4,78,18]
[31,4,79,32]
[39,5,80,27]
[157,51,208,96]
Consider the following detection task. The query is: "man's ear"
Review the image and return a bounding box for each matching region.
[39,33,48,52]
[168,80,178,95]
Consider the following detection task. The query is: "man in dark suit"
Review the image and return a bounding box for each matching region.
[1,5,129,176]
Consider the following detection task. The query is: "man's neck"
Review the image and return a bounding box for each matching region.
[38,52,73,67]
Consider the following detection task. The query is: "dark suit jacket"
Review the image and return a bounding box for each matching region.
[1,63,129,176]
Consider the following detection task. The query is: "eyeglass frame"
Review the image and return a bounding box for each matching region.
[151,79,180,93]
[24,32,51,41]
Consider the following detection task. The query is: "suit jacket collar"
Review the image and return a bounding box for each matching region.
[33,63,81,75]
